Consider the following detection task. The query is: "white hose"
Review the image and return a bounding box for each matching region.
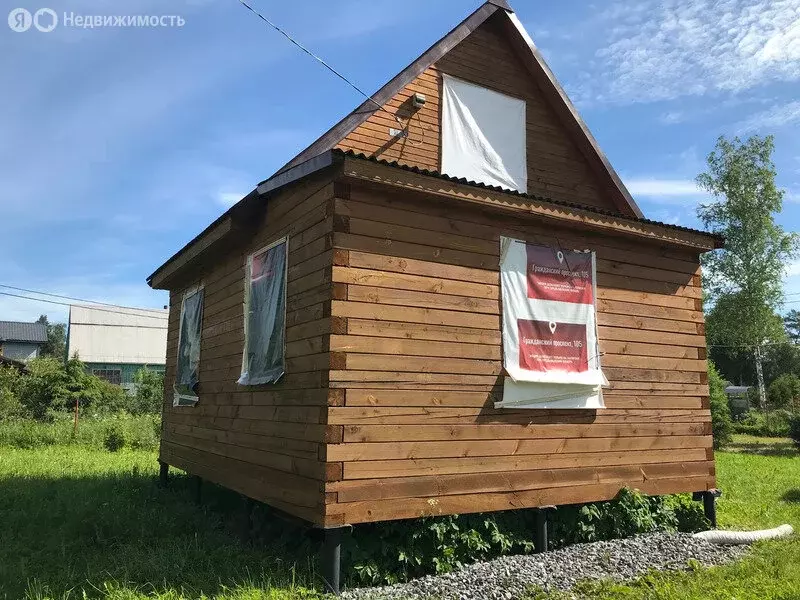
[693,524,794,545]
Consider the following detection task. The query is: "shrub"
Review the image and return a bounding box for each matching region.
[708,362,733,448]
[15,358,68,420]
[789,414,800,449]
[343,488,703,586]
[768,374,800,411]
[666,494,710,532]
[129,368,164,415]
[0,366,25,421]
[732,409,793,437]
[103,424,125,452]
[91,379,129,415]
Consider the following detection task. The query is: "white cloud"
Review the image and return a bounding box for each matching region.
[785,189,800,204]
[786,260,800,278]
[575,0,800,104]
[659,111,685,124]
[625,178,705,202]
[216,191,246,207]
[738,100,800,131]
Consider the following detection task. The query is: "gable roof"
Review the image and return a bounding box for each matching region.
[0,321,47,344]
[272,0,643,219]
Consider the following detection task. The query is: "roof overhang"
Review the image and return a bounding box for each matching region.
[337,152,723,252]
[147,155,340,290]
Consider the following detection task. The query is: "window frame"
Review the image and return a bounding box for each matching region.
[93,368,122,386]
[238,236,289,386]
[173,284,204,407]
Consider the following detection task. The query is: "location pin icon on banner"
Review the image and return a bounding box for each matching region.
[549,321,557,334]
[557,251,564,264]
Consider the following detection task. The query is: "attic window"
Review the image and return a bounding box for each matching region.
[441,74,527,193]
[238,237,288,386]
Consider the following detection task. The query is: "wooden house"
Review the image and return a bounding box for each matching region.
[148,0,721,591]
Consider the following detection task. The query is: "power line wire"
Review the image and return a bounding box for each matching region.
[236,0,403,127]
[0,284,167,313]
[0,292,168,321]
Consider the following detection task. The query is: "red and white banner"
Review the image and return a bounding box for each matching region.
[499,237,606,409]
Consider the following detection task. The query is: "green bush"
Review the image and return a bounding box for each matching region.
[0,366,25,421]
[666,494,711,533]
[768,374,800,411]
[789,414,800,449]
[90,379,129,415]
[708,362,733,448]
[15,357,68,420]
[103,424,125,452]
[343,488,705,586]
[129,368,164,415]
[732,409,793,437]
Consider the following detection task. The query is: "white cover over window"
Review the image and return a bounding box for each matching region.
[441,74,527,193]
[174,286,204,407]
[238,237,288,386]
[496,237,607,409]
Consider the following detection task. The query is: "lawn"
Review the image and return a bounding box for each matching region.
[0,446,320,600]
[0,435,798,599]
[543,435,800,600]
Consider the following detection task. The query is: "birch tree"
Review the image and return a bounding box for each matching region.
[697,135,799,409]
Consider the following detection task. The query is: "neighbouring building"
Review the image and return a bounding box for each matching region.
[0,320,47,361]
[725,385,752,417]
[67,304,168,392]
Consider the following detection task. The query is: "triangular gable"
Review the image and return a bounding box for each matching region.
[272,1,642,219]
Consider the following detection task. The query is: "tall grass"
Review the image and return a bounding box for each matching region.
[0,414,161,451]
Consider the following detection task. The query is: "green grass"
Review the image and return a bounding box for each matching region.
[0,414,160,451]
[529,434,800,599]
[2,431,798,599]
[0,446,321,600]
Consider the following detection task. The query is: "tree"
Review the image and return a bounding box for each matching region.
[130,368,164,415]
[697,135,799,409]
[767,373,800,411]
[786,310,800,344]
[762,342,800,385]
[708,361,733,448]
[36,314,66,362]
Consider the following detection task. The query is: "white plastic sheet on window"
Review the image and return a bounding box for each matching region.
[174,287,204,407]
[441,74,527,193]
[238,238,287,386]
[497,236,607,409]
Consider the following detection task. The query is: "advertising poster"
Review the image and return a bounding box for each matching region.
[498,237,606,409]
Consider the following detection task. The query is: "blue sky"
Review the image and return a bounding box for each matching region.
[2,0,799,323]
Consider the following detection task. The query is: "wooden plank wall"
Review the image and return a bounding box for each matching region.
[335,12,619,214]
[160,174,339,525]
[323,181,715,525]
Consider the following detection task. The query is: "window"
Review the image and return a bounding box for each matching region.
[93,369,122,385]
[174,286,204,406]
[238,237,288,386]
[441,74,527,193]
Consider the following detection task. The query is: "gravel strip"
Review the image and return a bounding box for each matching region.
[341,533,749,600]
